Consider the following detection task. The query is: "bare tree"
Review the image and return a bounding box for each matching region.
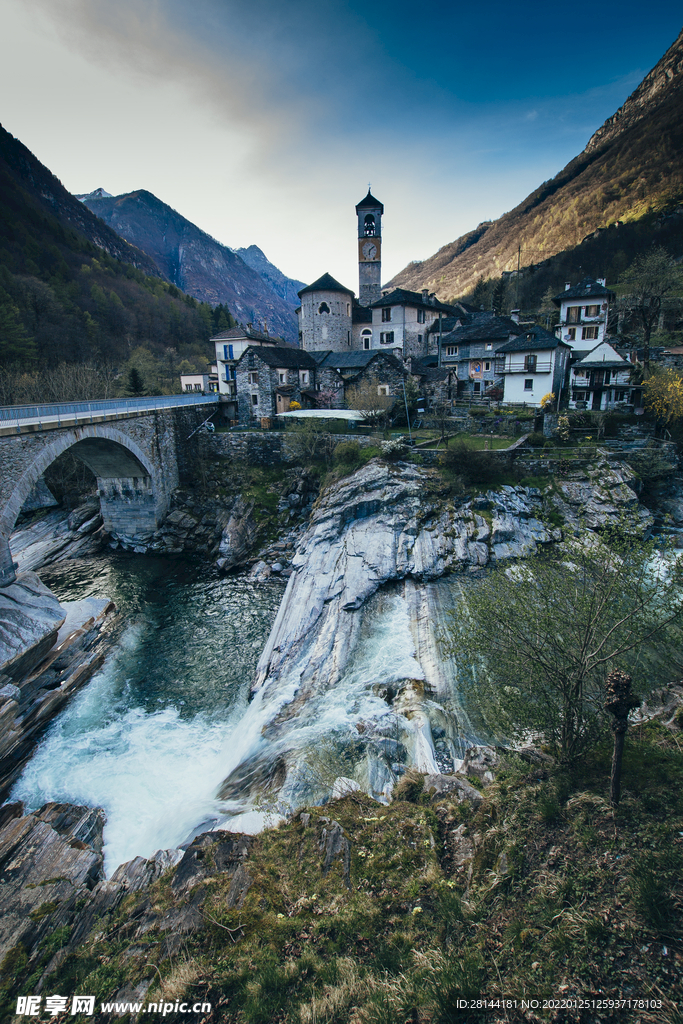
[619,247,683,370]
[345,374,395,428]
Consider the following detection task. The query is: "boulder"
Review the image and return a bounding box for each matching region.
[217,497,256,571]
[0,572,65,680]
[422,773,483,807]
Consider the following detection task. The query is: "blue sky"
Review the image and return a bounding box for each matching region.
[1,0,681,290]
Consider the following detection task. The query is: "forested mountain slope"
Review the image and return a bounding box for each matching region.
[0,125,230,373]
[389,28,683,302]
[81,191,299,344]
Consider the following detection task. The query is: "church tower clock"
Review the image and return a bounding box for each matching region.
[356,188,383,307]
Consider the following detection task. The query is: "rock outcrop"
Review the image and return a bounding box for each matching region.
[0,573,66,681]
[10,503,105,574]
[0,595,116,801]
[550,459,654,534]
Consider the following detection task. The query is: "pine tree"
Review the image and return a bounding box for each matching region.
[125,366,146,397]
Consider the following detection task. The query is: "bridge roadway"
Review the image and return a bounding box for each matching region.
[0,394,220,585]
[0,393,219,435]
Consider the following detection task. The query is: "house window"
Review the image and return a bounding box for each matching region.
[251,394,258,406]
[418,334,423,346]
[184,384,192,392]
[615,389,628,402]
[417,309,425,323]
[223,344,234,360]
[279,372,286,383]
[484,361,491,371]
[567,328,576,341]
[318,302,330,314]
[567,306,581,323]
[573,368,585,378]
[382,307,392,322]
[572,391,587,402]
[194,383,202,391]
[230,368,236,379]
[364,337,370,349]
[300,371,309,385]
[524,379,533,391]
[582,326,599,340]
[485,343,492,351]
[473,381,481,394]
[380,332,394,344]
[446,346,458,357]
[524,354,537,372]
[585,305,600,317]
[362,329,372,350]
[377,385,389,396]
[248,371,258,384]
[347,304,350,315]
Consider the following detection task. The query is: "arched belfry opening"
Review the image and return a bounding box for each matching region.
[318,302,330,314]
[364,214,376,237]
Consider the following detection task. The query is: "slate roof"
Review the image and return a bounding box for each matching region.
[313,350,385,370]
[211,325,285,344]
[370,288,454,314]
[298,273,354,298]
[443,313,523,344]
[427,315,469,334]
[553,278,615,306]
[574,342,630,369]
[355,190,384,213]
[241,345,317,369]
[419,368,453,383]
[352,302,373,324]
[497,325,571,353]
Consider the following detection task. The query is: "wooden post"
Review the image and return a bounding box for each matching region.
[604,670,640,807]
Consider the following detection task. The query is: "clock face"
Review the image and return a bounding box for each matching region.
[361,241,378,261]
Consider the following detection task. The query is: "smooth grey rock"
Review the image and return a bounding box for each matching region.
[0,572,65,680]
[332,776,361,799]
[422,773,483,807]
[461,745,501,785]
[218,497,255,571]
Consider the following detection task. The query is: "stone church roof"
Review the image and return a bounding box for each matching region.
[241,345,318,369]
[298,273,354,298]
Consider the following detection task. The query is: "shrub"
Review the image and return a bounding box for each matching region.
[438,440,504,486]
[525,432,547,448]
[333,440,362,465]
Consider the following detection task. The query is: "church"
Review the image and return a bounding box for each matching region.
[296,190,454,363]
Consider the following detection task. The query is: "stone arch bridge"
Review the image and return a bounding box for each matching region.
[0,395,219,585]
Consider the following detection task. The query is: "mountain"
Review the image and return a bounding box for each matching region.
[235,244,305,305]
[80,190,299,343]
[389,28,683,302]
[0,124,229,377]
[0,128,160,279]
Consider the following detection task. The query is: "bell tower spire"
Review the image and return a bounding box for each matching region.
[355,188,383,307]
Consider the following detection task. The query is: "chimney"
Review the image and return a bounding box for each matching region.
[510,309,520,323]
[564,282,571,291]
[422,289,429,303]
[597,277,606,287]
[246,322,253,331]
[429,292,436,305]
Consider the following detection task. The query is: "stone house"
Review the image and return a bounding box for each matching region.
[497,325,571,407]
[439,313,523,399]
[235,345,321,424]
[213,324,287,403]
[569,342,637,410]
[367,288,454,361]
[310,350,406,403]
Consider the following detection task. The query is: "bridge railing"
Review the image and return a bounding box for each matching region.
[0,393,219,429]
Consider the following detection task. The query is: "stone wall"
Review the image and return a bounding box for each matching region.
[203,430,383,466]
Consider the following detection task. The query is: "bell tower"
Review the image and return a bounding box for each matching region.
[356,187,383,307]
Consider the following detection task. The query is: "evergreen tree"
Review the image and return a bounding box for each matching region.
[125,366,147,397]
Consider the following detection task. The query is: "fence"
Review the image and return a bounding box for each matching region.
[0,394,219,432]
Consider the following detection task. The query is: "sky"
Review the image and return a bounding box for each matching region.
[1,0,681,291]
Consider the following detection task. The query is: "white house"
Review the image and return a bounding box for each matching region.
[180,366,218,393]
[367,288,454,361]
[553,278,614,352]
[569,342,637,410]
[498,325,571,407]
[212,325,286,397]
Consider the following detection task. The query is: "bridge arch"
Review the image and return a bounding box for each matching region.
[1,425,170,585]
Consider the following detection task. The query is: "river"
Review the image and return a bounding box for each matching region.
[12,552,493,877]
[11,554,286,874]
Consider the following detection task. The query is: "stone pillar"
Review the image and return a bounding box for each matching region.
[98,476,167,543]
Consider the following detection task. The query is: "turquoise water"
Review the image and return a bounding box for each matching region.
[12,555,285,873]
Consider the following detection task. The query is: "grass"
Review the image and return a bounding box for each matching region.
[3,717,681,1024]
